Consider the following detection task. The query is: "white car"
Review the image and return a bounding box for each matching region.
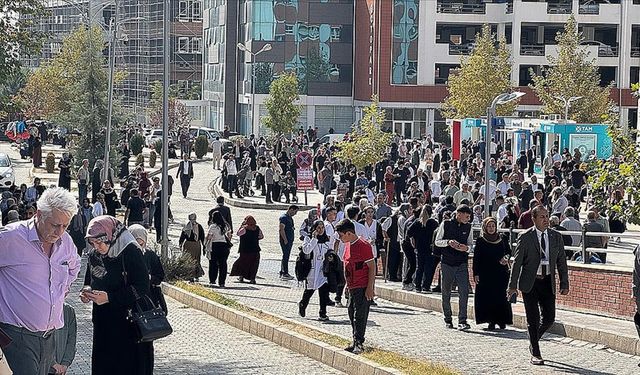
[145,129,163,148]
[0,153,15,189]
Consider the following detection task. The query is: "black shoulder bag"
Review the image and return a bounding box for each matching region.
[122,254,173,343]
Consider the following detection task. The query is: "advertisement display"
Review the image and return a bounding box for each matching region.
[569,134,597,160]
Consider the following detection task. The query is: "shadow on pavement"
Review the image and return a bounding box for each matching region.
[543,361,618,375]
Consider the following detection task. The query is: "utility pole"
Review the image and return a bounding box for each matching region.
[161,0,170,259]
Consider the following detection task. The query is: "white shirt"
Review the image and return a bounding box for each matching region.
[497,203,509,225]
[497,181,511,196]
[225,159,237,175]
[479,181,497,203]
[182,160,191,175]
[302,237,330,290]
[334,219,366,259]
[211,139,222,155]
[92,201,104,217]
[361,219,378,258]
[535,228,550,276]
[490,141,497,154]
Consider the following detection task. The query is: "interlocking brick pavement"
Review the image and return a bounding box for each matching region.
[66,263,345,374]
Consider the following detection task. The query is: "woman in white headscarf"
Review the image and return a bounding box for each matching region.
[179,212,205,280]
[129,224,167,314]
[81,216,153,375]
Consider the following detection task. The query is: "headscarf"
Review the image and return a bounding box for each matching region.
[243,215,257,231]
[128,224,148,250]
[85,216,138,258]
[481,217,501,244]
[311,220,329,243]
[183,212,199,241]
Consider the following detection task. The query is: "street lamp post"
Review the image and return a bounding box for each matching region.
[237,43,272,134]
[483,91,525,217]
[554,95,582,123]
[161,0,170,260]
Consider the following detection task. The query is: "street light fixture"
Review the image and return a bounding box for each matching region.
[237,42,272,134]
[483,91,525,217]
[554,95,582,123]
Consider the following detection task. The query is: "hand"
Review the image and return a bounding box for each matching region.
[52,364,68,375]
[474,276,479,284]
[499,258,508,266]
[365,286,375,301]
[80,293,90,303]
[560,288,569,295]
[86,290,109,305]
[507,288,518,300]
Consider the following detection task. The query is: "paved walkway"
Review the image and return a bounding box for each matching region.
[65,263,344,374]
[207,253,640,375]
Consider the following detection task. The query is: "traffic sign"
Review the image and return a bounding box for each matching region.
[296,151,312,169]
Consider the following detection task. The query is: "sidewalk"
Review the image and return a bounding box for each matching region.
[204,253,640,375]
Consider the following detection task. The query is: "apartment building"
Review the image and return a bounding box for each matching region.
[202,0,354,134]
[354,0,640,143]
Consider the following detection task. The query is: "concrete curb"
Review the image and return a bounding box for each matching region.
[375,284,640,356]
[210,176,315,210]
[162,283,402,375]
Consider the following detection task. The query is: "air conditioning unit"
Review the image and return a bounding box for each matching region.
[549,114,562,121]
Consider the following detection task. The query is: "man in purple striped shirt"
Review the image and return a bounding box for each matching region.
[0,187,80,375]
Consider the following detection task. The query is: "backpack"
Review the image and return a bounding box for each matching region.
[294,247,313,281]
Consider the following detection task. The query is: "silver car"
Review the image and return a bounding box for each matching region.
[0,153,15,189]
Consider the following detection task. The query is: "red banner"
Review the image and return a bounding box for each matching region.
[296,168,314,191]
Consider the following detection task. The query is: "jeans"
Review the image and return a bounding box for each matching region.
[347,288,371,345]
[441,262,470,324]
[148,202,156,227]
[78,183,87,203]
[227,174,238,196]
[280,239,293,275]
[522,275,556,357]
[402,242,416,285]
[209,243,230,286]
[300,283,330,317]
[387,241,402,281]
[414,249,435,290]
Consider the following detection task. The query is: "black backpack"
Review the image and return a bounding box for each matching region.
[294,247,313,281]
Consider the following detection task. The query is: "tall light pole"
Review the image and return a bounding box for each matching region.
[484,91,525,217]
[161,0,170,260]
[554,95,582,123]
[237,43,272,134]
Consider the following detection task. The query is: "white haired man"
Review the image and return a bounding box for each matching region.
[0,187,81,375]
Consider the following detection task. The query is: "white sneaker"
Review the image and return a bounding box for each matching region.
[335,301,345,308]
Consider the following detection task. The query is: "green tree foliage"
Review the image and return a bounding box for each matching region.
[254,63,274,94]
[0,67,29,120]
[530,15,613,123]
[334,97,391,169]
[0,0,45,82]
[130,133,145,155]
[194,135,208,159]
[262,73,301,135]
[441,24,515,119]
[588,125,640,224]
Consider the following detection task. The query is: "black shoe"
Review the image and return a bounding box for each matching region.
[498,323,506,330]
[352,342,365,355]
[326,300,335,306]
[298,302,306,317]
[458,323,471,331]
[344,344,355,353]
[369,300,377,306]
[431,286,442,293]
[318,315,329,322]
[445,322,454,329]
[487,323,496,331]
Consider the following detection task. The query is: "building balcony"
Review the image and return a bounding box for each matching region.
[632,47,640,58]
[520,44,545,56]
[506,2,513,13]
[449,43,474,55]
[437,2,486,14]
[578,3,599,15]
[547,2,572,14]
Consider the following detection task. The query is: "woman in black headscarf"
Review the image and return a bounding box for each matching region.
[298,220,332,321]
[472,217,513,330]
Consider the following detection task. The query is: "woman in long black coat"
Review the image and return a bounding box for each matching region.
[92,160,103,203]
[473,217,513,330]
[58,153,72,190]
[82,216,153,374]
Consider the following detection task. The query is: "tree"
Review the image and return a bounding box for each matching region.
[441,24,515,119]
[262,72,301,136]
[17,61,68,118]
[0,67,29,120]
[254,63,274,94]
[147,81,191,130]
[0,0,45,82]
[530,15,613,123]
[334,96,392,169]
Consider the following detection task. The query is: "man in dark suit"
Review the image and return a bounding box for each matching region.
[209,196,233,231]
[508,206,569,365]
[176,154,194,198]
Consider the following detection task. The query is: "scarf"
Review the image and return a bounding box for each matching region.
[86,216,138,258]
[183,212,199,241]
[481,217,501,244]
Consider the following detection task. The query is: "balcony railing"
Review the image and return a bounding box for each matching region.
[597,45,618,57]
[631,47,640,58]
[449,43,474,55]
[435,77,447,85]
[506,2,513,13]
[578,3,599,15]
[547,2,572,14]
[520,44,545,56]
[437,2,486,14]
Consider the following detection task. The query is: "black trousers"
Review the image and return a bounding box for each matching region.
[347,287,371,345]
[522,275,556,357]
[300,283,330,317]
[227,174,238,196]
[266,184,274,203]
[395,185,405,205]
[1,323,55,375]
[180,175,191,197]
[209,243,230,286]
[387,241,402,281]
[402,242,416,284]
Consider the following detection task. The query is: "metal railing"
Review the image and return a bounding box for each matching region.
[547,2,572,14]
[597,45,618,57]
[520,44,545,56]
[449,43,474,55]
[631,46,640,58]
[506,2,513,14]
[472,225,639,266]
[578,3,599,14]
[437,2,486,14]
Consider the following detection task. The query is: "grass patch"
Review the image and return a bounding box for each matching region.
[174,281,459,375]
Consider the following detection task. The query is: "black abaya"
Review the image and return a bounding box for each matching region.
[472,236,513,326]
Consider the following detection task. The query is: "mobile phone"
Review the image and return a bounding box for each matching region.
[82,286,93,293]
[509,293,517,304]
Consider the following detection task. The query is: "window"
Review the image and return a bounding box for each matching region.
[631,67,639,87]
[178,37,189,53]
[179,0,189,18]
[192,1,201,18]
[285,24,294,35]
[191,37,202,53]
[598,66,616,87]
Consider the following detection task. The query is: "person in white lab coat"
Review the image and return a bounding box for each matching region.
[298,220,331,321]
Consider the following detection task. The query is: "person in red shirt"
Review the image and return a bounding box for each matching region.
[335,219,375,355]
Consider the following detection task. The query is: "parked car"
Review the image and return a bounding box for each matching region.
[145,129,177,148]
[189,127,233,153]
[317,133,347,145]
[0,153,15,189]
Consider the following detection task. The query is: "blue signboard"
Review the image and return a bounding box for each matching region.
[537,123,612,159]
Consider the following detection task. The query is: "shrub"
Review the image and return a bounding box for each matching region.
[130,133,145,155]
[194,135,208,159]
[135,153,144,167]
[161,252,198,282]
[149,150,157,168]
[45,152,56,173]
[154,139,162,154]
[229,135,246,144]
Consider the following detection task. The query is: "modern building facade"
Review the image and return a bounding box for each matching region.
[203,0,355,135]
[353,0,640,144]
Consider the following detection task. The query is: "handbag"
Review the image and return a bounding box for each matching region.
[122,255,173,343]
